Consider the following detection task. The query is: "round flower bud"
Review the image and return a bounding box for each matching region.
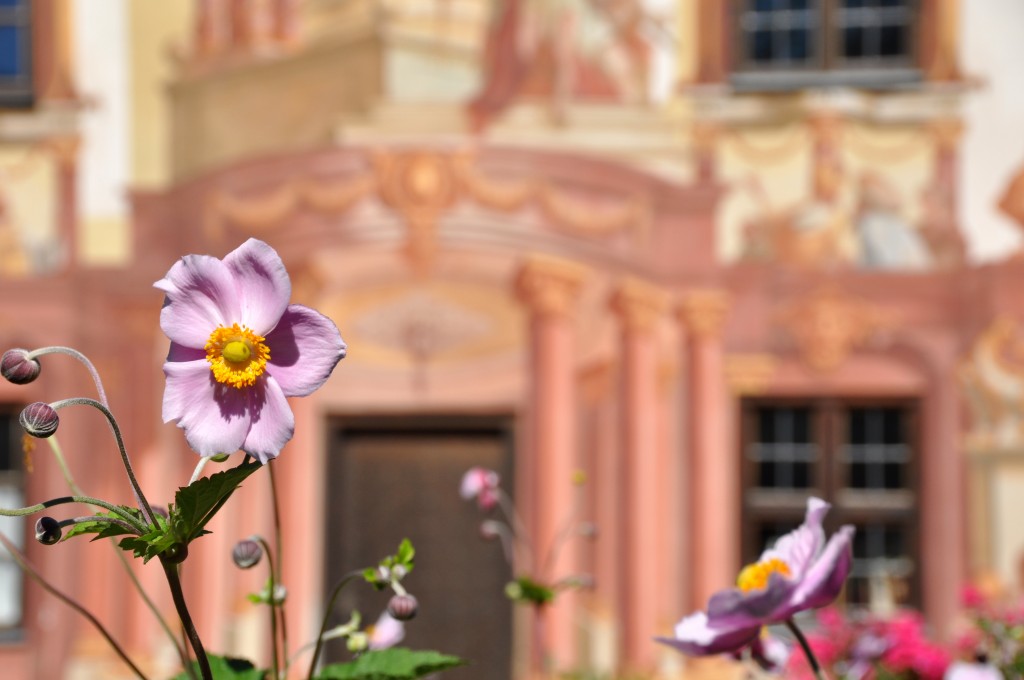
[209,453,231,463]
[163,542,189,564]
[387,593,418,621]
[479,520,502,541]
[232,539,263,569]
[20,402,59,438]
[1,349,40,385]
[34,516,62,545]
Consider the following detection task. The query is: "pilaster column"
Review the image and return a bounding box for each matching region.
[678,290,733,610]
[515,256,588,674]
[610,278,668,672]
[692,121,721,185]
[272,0,300,45]
[51,136,80,270]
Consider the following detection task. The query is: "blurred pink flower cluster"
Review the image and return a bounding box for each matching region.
[954,583,1024,676]
[787,607,951,680]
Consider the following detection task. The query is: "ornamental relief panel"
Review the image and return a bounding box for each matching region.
[960,317,1024,452]
[203,148,651,275]
[776,286,889,373]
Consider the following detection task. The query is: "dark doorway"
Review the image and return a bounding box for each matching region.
[324,416,515,680]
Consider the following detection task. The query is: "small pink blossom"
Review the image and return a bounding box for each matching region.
[460,467,500,511]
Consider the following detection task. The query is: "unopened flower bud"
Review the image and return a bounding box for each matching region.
[163,542,189,564]
[347,631,368,653]
[387,593,418,621]
[479,520,502,541]
[376,565,391,581]
[1,349,40,385]
[391,564,408,581]
[34,516,62,545]
[20,402,59,438]
[209,453,231,463]
[232,539,263,569]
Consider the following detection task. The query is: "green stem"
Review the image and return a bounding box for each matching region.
[162,560,212,680]
[0,495,147,533]
[0,532,148,679]
[786,618,828,680]
[268,463,290,677]
[307,570,364,680]
[256,537,282,680]
[49,398,158,527]
[45,436,191,670]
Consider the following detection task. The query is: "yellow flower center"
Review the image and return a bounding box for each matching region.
[736,557,792,593]
[205,323,270,389]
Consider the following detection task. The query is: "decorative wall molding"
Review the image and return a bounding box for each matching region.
[725,354,778,395]
[678,290,730,339]
[515,255,589,318]
[959,316,1024,451]
[203,148,651,275]
[610,278,669,333]
[777,286,888,372]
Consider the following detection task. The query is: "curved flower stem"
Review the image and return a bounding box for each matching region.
[26,346,109,407]
[45,436,190,670]
[540,483,584,582]
[162,560,212,680]
[494,489,534,571]
[188,456,211,485]
[268,463,290,677]
[0,532,149,679]
[307,570,364,680]
[786,618,828,680]
[49,397,158,527]
[257,537,282,680]
[0,495,148,533]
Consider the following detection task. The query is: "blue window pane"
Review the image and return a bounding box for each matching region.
[880,24,905,56]
[752,29,773,62]
[790,28,810,60]
[754,0,777,12]
[843,0,867,8]
[0,26,22,77]
[0,0,24,6]
[843,25,865,58]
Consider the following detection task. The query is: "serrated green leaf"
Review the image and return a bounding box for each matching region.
[63,507,145,541]
[173,460,261,542]
[168,653,266,679]
[506,576,554,606]
[315,648,465,680]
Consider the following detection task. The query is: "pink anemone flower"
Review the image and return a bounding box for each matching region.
[460,467,500,511]
[657,497,854,657]
[156,239,346,463]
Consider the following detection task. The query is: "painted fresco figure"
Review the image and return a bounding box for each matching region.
[855,172,930,270]
[468,0,661,129]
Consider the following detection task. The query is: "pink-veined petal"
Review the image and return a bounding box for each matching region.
[655,611,761,656]
[763,497,830,578]
[241,375,295,464]
[223,239,292,335]
[783,525,855,615]
[155,254,241,348]
[707,572,795,629]
[265,304,346,397]
[162,359,250,457]
[167,342,205,363]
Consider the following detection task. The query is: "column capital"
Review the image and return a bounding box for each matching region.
[610,277,669,333]
[515,255,588,317]
[678,289,730,338]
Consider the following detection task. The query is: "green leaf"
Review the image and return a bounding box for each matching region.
[396,538,414,566]
[168,653,266,679]
[173,460,261,542]
[505,576,555,606]
[63,507,144,541]
[315,648,465,680]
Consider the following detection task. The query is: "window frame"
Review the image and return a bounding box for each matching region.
[730,0,923,92]
[0,403,25,641]
[740,397,921,609]
[0,0,33,109]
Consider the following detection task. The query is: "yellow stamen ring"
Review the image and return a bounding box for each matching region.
[205,323,270,389]
[736,557,791,593]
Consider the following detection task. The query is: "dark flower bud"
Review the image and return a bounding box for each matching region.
[387,593,418,621]
[20,402,59,438]
[232,539,263,569]
[1,349,40,385]
[162,542,189,564]
[34,516,62,545]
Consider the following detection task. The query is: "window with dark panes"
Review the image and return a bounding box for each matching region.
[0,0,32,108]
[0,406,25,639]
[741,399,918,608]
[733,0,919,90]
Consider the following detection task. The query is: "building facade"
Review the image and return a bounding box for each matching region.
[2,1,1024,678]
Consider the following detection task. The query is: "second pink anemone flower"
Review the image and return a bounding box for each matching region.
[657,497,854,657]
[156,239,346,463]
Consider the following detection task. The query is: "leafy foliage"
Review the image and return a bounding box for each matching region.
[315,648,464,680]
[505,575,554,606]
[173,459,262,541]
[62,507,143,541]
[168,654,266,679]
[363,538,416,590]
